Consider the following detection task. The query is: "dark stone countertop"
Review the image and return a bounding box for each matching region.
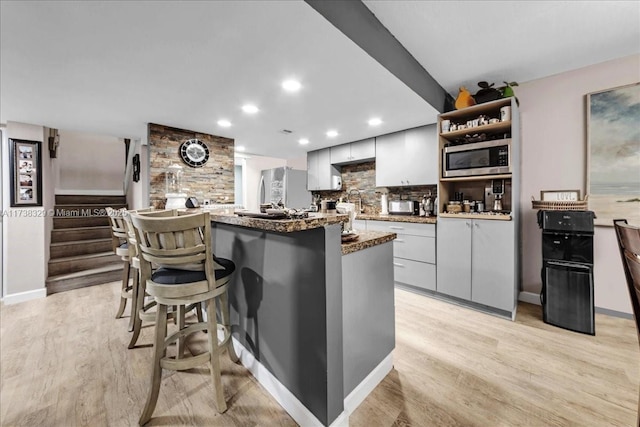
[341,230,396,255]
[356,214,437,224]
[205,209,349,233]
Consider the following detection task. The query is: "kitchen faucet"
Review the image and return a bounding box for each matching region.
[348,189,364,213]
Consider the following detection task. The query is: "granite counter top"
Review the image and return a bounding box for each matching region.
[207,210,349,233]
[357,214,437,224]
[341,230,396,255]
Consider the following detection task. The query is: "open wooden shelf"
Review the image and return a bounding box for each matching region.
[440,173,512,182]
[440,121,511,140]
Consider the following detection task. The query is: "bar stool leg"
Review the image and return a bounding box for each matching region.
[219,291,239,363]
[127,270,139,332]
[177,305,186,359]
[205,297,227,413]
[128,275,146,349]
[115,261,131,319]
[139,304,168,426]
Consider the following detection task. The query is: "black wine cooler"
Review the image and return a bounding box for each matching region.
[538,210,595,335]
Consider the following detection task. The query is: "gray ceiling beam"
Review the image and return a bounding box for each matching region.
[306,0,454,113]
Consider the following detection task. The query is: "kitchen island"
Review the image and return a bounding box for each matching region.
[208,211,396,426]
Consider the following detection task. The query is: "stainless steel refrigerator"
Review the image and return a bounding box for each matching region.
[259,167,311,209]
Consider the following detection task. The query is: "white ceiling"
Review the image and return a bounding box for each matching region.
[1,1,639,159]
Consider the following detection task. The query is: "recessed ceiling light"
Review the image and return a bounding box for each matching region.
[326,130,338,138]
[282,79,302,92]
[298,138,309,145]
[368,118,383,126]
[217,119,231,127]
[242,104,259,114]
[235,145,245,152]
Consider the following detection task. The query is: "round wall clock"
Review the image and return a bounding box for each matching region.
[179,138,209,168]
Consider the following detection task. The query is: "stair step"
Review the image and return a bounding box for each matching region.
[50,238,114,259]
[46,264,124,295]
[55,195,126,205]
[53,216,110,229]
[48,251,122,276]
[51,226,112,243]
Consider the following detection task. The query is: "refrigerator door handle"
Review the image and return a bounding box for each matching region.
[258,175,265,205]
[282,168,288,207]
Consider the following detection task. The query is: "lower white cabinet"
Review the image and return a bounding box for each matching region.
[436,217,515,312]
[363,220,436,291]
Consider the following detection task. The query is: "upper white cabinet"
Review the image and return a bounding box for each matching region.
[330,138,375,165]
[375,124,438,187]
[307,148,341,191]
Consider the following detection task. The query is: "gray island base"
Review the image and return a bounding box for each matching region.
[210,213,395,426]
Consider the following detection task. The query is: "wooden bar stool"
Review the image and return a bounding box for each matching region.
[130,211,238,425]
[123,208,202,349]
[106,207,135,331]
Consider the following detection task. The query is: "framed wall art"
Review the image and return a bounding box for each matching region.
[9,138,43,207]
[587,82,640,226]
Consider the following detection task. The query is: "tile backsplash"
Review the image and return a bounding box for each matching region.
[312,161,437,214]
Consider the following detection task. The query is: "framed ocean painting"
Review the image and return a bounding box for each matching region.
[587,82,640,226]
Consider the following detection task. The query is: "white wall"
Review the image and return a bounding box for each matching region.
[2,122,48,303]
[57,130,125,194]
[286,155,308,170]
[518,54,639,314]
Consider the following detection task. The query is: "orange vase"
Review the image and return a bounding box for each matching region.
[455,86,476,110]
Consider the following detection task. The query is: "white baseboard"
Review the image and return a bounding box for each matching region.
[519,291,541,305]
[55,189,124,196]
[232,338,339,426]
[2,288,46,305]
[343,353,393,415]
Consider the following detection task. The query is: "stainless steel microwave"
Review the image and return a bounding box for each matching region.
[442,139,511,178]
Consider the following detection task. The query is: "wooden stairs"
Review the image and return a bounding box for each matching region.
[46,195,127,295]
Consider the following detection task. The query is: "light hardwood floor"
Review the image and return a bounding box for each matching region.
[1,282,637,426]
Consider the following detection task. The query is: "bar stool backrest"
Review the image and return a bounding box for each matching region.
[106,207,128,254]
[131,211,214,294]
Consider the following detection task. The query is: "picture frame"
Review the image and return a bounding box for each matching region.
[540,190,581,202]
[9,139,43,207]
[586,82,640,226]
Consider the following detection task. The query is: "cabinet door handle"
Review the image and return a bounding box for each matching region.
[466,222,471,228]
[395,239,405,243]
[393,262,405,268]
[389,226,404,230]
[474,223,479,228]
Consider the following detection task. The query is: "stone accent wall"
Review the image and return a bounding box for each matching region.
[148,123,234,208]
[312,161,437,214]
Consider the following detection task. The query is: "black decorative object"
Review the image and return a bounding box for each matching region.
[179,138,209,168]
[132,154,140,182]
[473,81,502,104]
[9,139,43,207]
[185,197,200,208]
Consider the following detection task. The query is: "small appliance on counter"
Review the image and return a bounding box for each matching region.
[388,200,419,216]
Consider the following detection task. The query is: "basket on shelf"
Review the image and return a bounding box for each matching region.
[531,195,589,211]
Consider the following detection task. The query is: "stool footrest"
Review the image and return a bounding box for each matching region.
[160,352,210,371]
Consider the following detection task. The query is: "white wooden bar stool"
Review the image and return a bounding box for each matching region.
[130,211,238,425]
[106,207,135,331]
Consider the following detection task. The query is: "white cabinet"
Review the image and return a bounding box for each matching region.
[307,150,319,191]
[365,220,436,291]
[307,148,341,191]
[436,217,515,312]
[330,138,375,165]
[471,220,515,312]
[436,97,520,318]
[375,124,438,187]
